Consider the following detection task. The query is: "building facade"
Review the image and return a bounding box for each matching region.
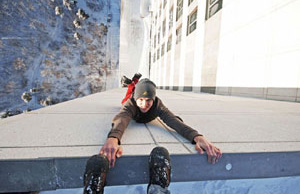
[148,0,300,102]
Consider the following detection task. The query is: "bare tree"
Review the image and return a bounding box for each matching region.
[13,58,26,71]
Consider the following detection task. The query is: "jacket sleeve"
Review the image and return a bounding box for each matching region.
[107,99,136,144]
[157,99,202,143]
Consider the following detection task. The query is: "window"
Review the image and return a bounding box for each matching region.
[206,0,223,20]
[176,0,183,21]
[157,48,160,60]
[188,0,194,5]
[161,43,165,56]
[153,53,156,62]
[154,35,156,48]
[159,4,162,17]
[158,29,160,44]
[163,0,167,8]
[187,9,197,35]
[162,20,166,37]
[167,36,172,52]
[176,26,182,44]
[169,7,173,30]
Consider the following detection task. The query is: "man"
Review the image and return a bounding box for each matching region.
[120,73,142,104]
[83,78,222,194]
[101,78,221,166]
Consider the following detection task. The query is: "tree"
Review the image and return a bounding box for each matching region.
[13,58,26,71]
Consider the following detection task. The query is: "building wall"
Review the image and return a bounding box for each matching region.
[201,8,222,94]
[215,0,300,102]
[148,0,300,102]
[119,0,150,82]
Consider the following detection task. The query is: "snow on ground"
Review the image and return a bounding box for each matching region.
[40,176,300,194]
[0,0,121,114]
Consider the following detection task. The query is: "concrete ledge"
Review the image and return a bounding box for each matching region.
[1,88,300,192]
[160,86,300,102]
[214,87,300,102]
[1,152,300,193]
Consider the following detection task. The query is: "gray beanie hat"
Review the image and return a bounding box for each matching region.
[134,78,156,100]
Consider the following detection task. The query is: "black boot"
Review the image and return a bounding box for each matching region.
[148,147,171,192]
[83,154,109,194]
[132,73,142,82]
[121,75,132,87]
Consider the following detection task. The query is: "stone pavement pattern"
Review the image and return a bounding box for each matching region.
[1,88,300,160]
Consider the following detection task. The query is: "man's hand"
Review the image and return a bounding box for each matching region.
[194,135,222,164]
[100,137,123,168]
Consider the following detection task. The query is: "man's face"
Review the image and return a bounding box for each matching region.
[136,97,154,113]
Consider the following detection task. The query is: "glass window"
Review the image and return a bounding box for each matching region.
[167,36,172,52]
[158,29,160,44]
[162,20,166,37]
[206,0,222,20]
[176,0,183,21]
[169,7,173,30]
[188,0,194,5]
[154,35,156,48]
[157,48,160,60]
[176,26,182,44]
[163,0,167,8]
[159,4,162,17]
[187,9,197,35]
[210,0,218,4]
[161,43,165,56]
[153,53,156,62]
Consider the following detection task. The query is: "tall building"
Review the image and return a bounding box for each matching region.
[148,0,300,102]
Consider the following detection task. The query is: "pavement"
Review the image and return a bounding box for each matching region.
[1,88,300,192]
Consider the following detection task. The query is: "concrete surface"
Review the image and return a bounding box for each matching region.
[1,88,300,159]
[0,88,300,192]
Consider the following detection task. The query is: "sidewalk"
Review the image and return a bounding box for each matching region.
[1,88,300,192]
